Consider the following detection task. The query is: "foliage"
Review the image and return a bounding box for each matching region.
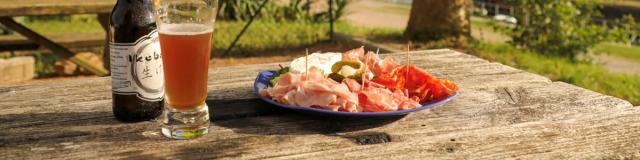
[32,52,61,77]
[505,0,626,59]
[217,0,349,22]
[614,14,640,45]
[470,41,640,105]
[0,25,11,35]
[24,15,71,22]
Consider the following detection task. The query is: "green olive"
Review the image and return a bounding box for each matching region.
[331,60,362,73]
[328,73,345,82]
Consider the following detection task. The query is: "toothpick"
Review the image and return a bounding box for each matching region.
[305,48,309,80]
[406,42,411,79]
[406,42,411,66]
[363,51,369,86]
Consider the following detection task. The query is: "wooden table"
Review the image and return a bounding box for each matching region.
[0,0,114,76]
[1,49,639,159]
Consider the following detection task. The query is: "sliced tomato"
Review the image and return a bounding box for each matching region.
[372,65,458,103]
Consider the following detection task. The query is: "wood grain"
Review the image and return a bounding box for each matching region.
[1,49,638,159]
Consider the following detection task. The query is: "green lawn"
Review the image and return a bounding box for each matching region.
[212,20,401,56]
[471,18,497,31]
[593,43,640,63]
[18,15,105,33]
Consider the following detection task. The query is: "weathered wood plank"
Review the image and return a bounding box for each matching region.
[0,0,114,17]
[0,50,637,159]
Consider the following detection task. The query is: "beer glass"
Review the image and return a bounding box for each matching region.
[154,0,217,139]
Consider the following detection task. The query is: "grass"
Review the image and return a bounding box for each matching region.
[471,18,497,31]
[17,15,105,33]
[593,43,640,63]
[212,19,404,57]
[470,42,640,105]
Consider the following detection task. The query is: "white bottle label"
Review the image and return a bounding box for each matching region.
[110,30,164,101]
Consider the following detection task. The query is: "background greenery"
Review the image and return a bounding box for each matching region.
[505,0,635,60]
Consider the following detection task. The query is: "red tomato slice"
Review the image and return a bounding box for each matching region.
[372,65,458,103]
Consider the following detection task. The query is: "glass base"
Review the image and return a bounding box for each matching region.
[161,103,209,139]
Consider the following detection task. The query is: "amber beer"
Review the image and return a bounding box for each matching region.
[155,0,217,139]
[159,24,212,110]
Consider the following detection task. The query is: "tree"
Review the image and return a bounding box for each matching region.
[404,0,472,41]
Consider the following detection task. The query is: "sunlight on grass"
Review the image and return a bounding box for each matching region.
[593,43,640,63]
[17,15,104,33]
[472,42,640,105]
[212,20,402,56]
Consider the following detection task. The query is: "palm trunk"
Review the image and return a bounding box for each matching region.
[404,0,471,40]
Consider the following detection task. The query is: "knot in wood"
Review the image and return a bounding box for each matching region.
[347,132,392,145]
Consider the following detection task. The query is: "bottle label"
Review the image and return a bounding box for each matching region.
[110,30,164,101]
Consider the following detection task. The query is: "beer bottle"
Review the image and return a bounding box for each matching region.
[108,0,164,122]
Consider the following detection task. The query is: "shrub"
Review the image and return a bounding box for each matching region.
[505,0,630,59]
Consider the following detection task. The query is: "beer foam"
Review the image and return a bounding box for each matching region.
[159,23,213,35]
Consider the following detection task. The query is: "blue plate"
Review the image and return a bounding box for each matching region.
[254,70,458,117]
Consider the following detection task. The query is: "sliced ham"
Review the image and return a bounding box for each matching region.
[261,67,361,112]
[342,47,365,61]
[358,81,421,112]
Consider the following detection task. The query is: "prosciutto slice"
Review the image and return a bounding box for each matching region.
[260,67,361,112]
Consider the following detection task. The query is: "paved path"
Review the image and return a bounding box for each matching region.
[343,0,410,29]
[592,54,640,75]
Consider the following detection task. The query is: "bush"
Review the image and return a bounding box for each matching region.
[505,0,629,59]
[502,0,637,59]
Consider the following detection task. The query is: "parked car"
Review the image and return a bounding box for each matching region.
[494,14,517,24]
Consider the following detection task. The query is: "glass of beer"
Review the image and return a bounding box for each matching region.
[154,0,217,139]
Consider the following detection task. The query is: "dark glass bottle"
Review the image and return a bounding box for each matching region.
[109,0,164,122]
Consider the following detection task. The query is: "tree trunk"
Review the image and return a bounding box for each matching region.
[404,0,471,40]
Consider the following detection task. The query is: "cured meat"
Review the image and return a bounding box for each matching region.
[342,47,365,61]
[261,67,360,112]
[358,82,421,112]
[261,47,458,113]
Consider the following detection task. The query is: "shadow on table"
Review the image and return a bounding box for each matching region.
[0,111,166,147]
[208,99,406,136]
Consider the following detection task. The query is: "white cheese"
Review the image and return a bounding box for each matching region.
[338,65,358,76]
[289,52,342,75]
